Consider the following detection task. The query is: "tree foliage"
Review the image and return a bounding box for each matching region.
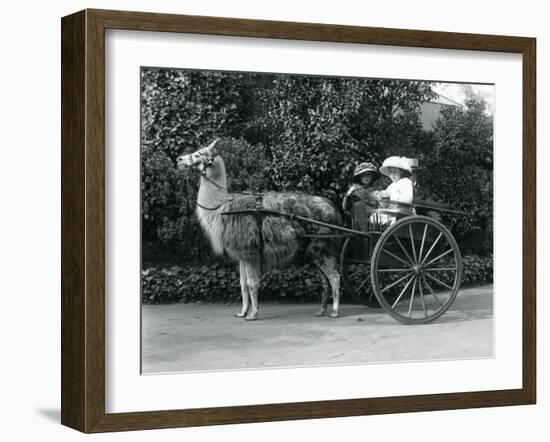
[257,77,435,200]
[420,99,493,254]
[140,67,492,266]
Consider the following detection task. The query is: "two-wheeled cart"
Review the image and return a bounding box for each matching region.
[339,198,463,324]
[222,180,464,324]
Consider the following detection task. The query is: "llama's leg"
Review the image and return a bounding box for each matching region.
[244,262,261,321]
[235,261,250,318]
[313,262,330,316]
[320,256,341,318]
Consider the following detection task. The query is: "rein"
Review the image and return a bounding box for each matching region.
[195,169,263,210]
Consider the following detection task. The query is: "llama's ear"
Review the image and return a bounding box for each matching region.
[206,138,220,155]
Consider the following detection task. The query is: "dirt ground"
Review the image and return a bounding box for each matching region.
[141,285,493,374]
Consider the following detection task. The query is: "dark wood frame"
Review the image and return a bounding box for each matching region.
[61,9,536,433]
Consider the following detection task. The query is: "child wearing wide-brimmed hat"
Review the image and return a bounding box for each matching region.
[377,156,414,204]
[370,156,414,225]
[342,162,380,212]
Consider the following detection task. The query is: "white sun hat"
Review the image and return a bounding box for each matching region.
[379,156,412,177]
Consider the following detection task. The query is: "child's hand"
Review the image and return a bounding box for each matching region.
[379,190,390,199]
[342,198,348,211]
[346,183,361,195]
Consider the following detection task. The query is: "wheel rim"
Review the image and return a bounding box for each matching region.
[370,216,463,324]
[340,237,380,307]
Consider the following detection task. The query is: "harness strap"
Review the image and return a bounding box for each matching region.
[196,200,227,211]
[196,171,230,210]
[200,169,263,196]
[198,169,265,271]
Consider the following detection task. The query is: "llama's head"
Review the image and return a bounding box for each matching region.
[177,138,227,185]
[176,138,220,172]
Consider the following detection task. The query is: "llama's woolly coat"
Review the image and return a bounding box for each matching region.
[199,192,342,271]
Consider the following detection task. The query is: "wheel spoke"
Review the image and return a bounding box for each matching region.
[420,232,443,266]
[423,276,443,307]
[423,267,457,272]
[393,235,415,265]
[408,276,417,318]
[391,275,416,308]
[425,272,454,291]
[418,277,427,317]
[418,224,428,263]
[354,275,371,295]
[380,272,413,294]
[409,224,418,264]
[348,268,367,279]
[381,248,411,267]
[424,248,454,268]
[377,268,412,272]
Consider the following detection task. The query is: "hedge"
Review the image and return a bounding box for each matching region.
[142,69,493,262]
[142,255,493,305]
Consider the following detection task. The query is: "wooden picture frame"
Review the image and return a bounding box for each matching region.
[61,8,536,433]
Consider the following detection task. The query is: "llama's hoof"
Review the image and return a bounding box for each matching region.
[235,312,247,318]
[245,311,258,321]
[329,312,339,318]
[314,308,327,317]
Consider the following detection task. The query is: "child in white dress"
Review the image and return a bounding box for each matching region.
[371,156,414,225]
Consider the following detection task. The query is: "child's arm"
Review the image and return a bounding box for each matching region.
[345,184,362,197]
[342,184,362,211]
[394,178,414,204]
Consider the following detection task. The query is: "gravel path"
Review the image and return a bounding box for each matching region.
[141,285,493,373]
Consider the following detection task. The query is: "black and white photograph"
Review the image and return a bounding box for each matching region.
[2,0,544,438]
[140,68,494,374]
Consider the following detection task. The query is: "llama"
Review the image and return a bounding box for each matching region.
[177,138,341,321]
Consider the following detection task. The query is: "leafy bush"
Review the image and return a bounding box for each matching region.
[141,255,493,305]
[141,263,325,305]
[461,254,493,286]
[142,263,241,304]
[141,68,493,267]
[420,100,493,255]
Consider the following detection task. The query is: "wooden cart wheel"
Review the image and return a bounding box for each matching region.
[340,237,381,308]
[370,216,463,324]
